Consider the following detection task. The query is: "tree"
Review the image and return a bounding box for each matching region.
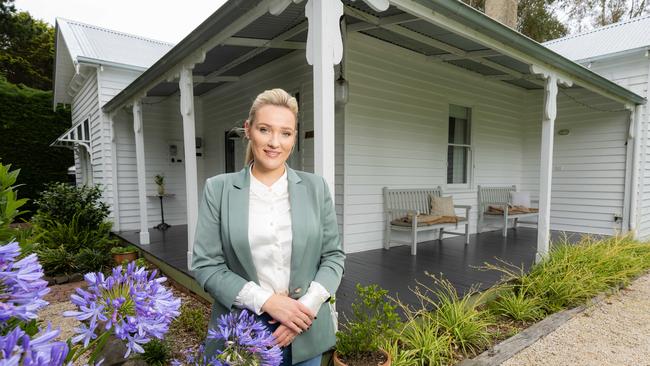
[0,0,54,90]
[462,0,568,42]
[518,0,568,42]
[560,0,650,32]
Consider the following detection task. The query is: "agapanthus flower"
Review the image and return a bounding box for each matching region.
[172,310,281,366]
[211,310,282,366]
[64,262,181,358]
[0,242,49,323]
[0,324,70,366]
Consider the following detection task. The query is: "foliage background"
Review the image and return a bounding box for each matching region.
[0,77,73,216]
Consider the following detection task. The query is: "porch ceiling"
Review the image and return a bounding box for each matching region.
[104,0,645,110]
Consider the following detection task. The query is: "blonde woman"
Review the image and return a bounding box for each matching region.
[191,88,345,365]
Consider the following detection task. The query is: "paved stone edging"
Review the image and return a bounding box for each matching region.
[457,303,592,366]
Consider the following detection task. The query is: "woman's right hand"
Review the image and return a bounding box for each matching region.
[261,294,315,334]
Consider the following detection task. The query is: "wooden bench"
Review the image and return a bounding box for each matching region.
[477,185,538,237]
[383,187,471,255]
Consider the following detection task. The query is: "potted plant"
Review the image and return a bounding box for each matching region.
[155,174,165,195]
[110,245,139,265]
[334,284,399,366]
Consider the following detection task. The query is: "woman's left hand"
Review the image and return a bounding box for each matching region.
[272,324,299,347]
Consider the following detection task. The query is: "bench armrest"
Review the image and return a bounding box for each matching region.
[454,205,471,218]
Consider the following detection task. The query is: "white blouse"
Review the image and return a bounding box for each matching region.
[233,164,330,316]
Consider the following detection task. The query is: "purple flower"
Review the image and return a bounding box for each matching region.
[172,310,281,366]
[64,261,181,358]
[0,242,49,323]
[208,310,282,366]
[0,324,70,366]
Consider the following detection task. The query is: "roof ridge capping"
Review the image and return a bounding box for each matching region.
[56,17,175,47]
[544,13,650,45]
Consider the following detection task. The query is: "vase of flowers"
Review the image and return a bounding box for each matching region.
[155,174,165,196]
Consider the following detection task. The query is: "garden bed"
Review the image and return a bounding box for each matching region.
[44,265,211,366]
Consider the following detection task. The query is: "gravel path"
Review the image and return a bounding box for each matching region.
[502,273,650,366]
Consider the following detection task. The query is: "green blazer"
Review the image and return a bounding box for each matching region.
[191,165,345,364]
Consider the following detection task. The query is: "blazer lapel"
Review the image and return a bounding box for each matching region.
[228,167,258,283]
[287,167,308,287]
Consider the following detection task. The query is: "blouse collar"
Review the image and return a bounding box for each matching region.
[249,162,288,197]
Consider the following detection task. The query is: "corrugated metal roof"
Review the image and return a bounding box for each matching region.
[56,17,174,69]
[544,14,650,61]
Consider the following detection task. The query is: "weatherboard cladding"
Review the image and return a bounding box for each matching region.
[545,15,650,61]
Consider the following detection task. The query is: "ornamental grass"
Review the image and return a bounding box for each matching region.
[485,234,650,318]
[382,235,650,365]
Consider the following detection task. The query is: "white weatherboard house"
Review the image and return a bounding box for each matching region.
[52,0,647,268]
[544,14,650,240]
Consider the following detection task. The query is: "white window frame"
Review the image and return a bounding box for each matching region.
[445,104,474,190]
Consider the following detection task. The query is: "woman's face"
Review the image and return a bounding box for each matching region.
[245,104,297,174]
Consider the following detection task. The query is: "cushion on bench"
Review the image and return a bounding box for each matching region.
[391,214,466,227]
[486,205,539,215]
[430,195,455,217]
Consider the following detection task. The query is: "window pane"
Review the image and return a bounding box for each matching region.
[448,105,470,145]
[447,146,469,184]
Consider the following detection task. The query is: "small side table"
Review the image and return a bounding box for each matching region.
[148,193,175,230]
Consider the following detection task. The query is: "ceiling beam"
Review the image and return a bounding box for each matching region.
[431,49,501,61]
[192,75,240,83]
[485,74,541,81]
[347,12,419,32]
[344,6,537,85]
[223,37,306,49]
[204,20,308,83]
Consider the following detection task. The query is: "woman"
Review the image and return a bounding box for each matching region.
[191,88,345,366]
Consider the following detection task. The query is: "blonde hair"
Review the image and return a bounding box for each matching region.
[245,88,299,165]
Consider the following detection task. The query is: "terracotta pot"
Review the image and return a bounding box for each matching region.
[333,349,391,366]
[112,252,138,265]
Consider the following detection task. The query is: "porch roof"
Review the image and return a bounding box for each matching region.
[102,0,645,114]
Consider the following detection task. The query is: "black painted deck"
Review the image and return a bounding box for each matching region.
[115,226,584,316]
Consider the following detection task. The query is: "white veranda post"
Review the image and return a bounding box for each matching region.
[180,66,200,269]
[299,0,388,195]
[530,65,572,262]
[133,99,150,245]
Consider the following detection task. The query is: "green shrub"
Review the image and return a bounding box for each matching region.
[489,288,544,322]
[75,247,112,274]
[36,245,75,276]
[33,183,110,231]
[336,284,401,358]
[0,78,73,218]
[174,304,208,340]
[140,339,171,366]
[30,211,115,275]
[36,213,116,253]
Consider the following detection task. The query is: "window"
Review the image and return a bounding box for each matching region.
[447,105,472,185]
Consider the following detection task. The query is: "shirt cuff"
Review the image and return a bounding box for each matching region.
[233,281,274,315]
[298,281,331,316]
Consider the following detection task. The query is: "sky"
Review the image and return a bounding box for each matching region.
[14,0,229,43]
